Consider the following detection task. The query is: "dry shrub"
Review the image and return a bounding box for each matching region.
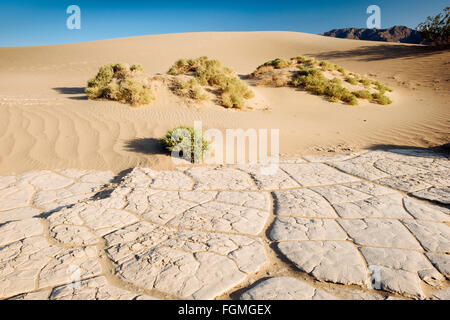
[371,92,392,105]
[86,63,154,106]
[249,65,275,78]
[167,56,254,109]
[249,56,392,106]
[353,90,373,101]
[172,78,208,100]
[256,72,290,87]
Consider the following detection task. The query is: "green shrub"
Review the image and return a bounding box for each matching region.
[359,78,371,88]
[417,7,450,46]
[172,78,208,100]
[291,56,318,65]
[86,63,154,106]
[249,56,392,106]
[345,76,359,85]
[372,93,392,105]
[331,77,342,85]
[160,126,210,163]
[372,81,393,94]
[220,77,255,108]
[167,57,204,75]
[130,64,145,72]
[319,61,338,71]
[167,57,253,109]
[261,58,291,69]
[337,66,347,75]
[324,85,358,105]
[292,67,328,95]
[292,67,358,105]
[341,93,358,105]
[353,90,373,100]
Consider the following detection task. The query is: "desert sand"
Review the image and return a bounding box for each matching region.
[0,31,449,174]
[0,33,449,300]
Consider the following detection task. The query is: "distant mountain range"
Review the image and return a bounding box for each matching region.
[321,26,425,44]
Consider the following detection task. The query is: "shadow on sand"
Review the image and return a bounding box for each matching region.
[124,138,168,156]
[367,143,450,158]
[52,87,88,100]
[314,44,446,62]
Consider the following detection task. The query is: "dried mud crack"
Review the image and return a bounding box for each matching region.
[0,148,449,300]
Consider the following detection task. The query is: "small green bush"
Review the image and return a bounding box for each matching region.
[319,61,338,71]
[372,81,393,94]
[167,57,254,109]
[172,78,208,100]
[372,92,392,105]
[337,66,347,75]
[345,76,359,85]
[261,58,291,69]
[292,67,359,105]
[359,78,371,88]
[291,56,318,66]
[220,77,255,108]
[331,77,342,85]
[160,126,210,163]
[342,94,358,105]
[86,63,154,106]
[353,90,373,100]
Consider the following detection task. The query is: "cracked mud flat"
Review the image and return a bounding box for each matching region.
[0,148,449,300]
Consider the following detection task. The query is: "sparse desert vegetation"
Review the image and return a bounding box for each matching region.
[167,56,254,109]
[160,126,210,163]
[249,56,393,105]
[86,63,154,106]
[171,78,209,101]
[259,58,292,69]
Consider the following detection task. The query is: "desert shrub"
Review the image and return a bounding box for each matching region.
[261,58,291,69]
[331,77,342,85]
[251,65,275,78]
[337,66,347,75]
[117,79,153,105]
[319,61,338,71]
[130,64,145,72]
[160,126,210,163]
[345,76,359,85]
[371,93,392,105]
[372,81,393,94]
[341,93,358,105]
[86,63,154,106]
[220,77,255,108]
[324,84,358,105]
[250,56,392,106]
[256,72,291,87]
[167,57,206,75]
[353,90,373,100]
[172,78,208,100]
[359,78,371,88]
[417,7,450,46]
[167,57,254,109]
[292,67,358,105]
[291,56,318,66]
[292,67,328,93]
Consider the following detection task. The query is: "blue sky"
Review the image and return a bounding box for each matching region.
[0,0,447,47]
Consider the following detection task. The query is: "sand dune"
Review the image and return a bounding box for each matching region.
[0,32,449,174]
